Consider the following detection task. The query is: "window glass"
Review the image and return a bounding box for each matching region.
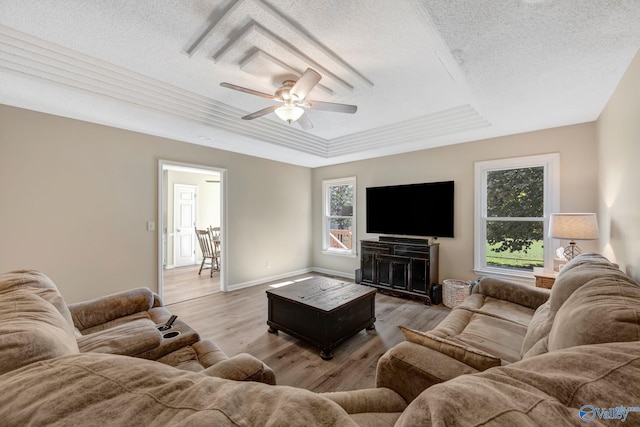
[474,154,559,279]
[487,167,544,218]
[486,220,544,270]
[322,178,356,256]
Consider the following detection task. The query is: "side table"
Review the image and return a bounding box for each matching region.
[533,267,558,289]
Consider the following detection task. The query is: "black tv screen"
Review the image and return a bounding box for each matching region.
[366,181,454,238]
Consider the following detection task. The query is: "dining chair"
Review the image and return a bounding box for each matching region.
[208,227,221,271]
[195,229,216,277]
[208,226,221,238]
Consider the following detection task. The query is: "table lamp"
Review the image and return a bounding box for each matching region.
[549,213,599,261]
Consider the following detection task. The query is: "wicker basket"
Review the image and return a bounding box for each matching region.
[442,279,471,308]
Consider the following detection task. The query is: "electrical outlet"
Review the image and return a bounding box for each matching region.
[266,261,271,269]
[147,221,155,231]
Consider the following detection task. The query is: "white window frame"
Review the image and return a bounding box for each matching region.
[322,176,357,257]
[474,153,559,281]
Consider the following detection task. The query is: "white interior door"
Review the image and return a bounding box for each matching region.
[174,184,197,267]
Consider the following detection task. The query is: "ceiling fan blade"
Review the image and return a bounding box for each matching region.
[306,100,357,114]
[220,82,275,100]
[297,113,314,130]
[291,68,321,101]
[242,105,278,120]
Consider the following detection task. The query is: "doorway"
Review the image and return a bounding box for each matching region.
[158,161,227,305]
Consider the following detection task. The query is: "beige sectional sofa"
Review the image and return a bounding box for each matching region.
[327,252,640,425]
[1,270,275,383]
[376,268,550,402]
[1,253,640,426]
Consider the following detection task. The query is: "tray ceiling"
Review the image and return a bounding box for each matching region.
[1,0,639,167]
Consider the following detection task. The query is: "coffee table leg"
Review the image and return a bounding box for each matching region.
[366,323,376,330]
[268,326,278,333]
[320,349,334,360]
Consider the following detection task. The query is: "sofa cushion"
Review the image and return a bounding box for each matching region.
[427,301,530,363]
[519,300,552,358]
[396,341,640,426]
[0,353,358,426]
[455,294,535,327]
[549,252,621,313]
[548,274,640,351]
[520,253,626,359]
[399,326,501,371]
[0,290,79,375]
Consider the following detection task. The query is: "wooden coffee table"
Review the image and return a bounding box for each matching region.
[266,277,376,360]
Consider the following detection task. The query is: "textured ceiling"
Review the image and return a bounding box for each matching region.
[1,0,639,167]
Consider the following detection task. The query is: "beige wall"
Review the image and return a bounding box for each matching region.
[597,50,640,281]
[0,105,313,303]
[312,123,599,283]
[4,53,635,302]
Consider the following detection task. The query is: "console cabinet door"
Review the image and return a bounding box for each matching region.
[377,255,409,290]
[376,256,391,287]
[409,258,429,295]
[361,242,390,284]
[361,249,376,283]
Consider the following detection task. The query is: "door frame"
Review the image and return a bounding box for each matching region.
[158,160,228,297]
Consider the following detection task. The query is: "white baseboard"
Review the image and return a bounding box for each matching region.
[311,267,355,280]
[226,268,314,291]
[225,267,355,292]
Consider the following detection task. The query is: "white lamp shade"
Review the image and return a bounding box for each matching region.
[549,213,599,240]
[274,105,304,123]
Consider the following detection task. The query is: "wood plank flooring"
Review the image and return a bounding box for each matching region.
[165,273,450,392]
[162,265,220,305]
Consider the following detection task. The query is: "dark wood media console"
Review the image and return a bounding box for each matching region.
[360,239,439,304]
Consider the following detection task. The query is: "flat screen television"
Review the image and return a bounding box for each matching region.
[366,181,454,238]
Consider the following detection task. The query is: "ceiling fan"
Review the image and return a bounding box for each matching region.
[220,68,357,130]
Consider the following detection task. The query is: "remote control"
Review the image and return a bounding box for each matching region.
[159,315,178,331]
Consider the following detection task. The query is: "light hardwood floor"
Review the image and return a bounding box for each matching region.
[165,272,450,392]
[162,265,220,305]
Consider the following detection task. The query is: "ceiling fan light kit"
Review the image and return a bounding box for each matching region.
[220,68,357,130]
[275,105,304,123]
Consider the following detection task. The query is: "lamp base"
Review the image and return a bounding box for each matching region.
[563,241,582,261]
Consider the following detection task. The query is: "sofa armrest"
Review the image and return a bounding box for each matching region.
[473,277,550,309]
[202,353,276,385]
[321,388,407,414]
[69,287,160,331]
[76,318,162,356]
[191,339,229,368]
[376,341,479,403]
